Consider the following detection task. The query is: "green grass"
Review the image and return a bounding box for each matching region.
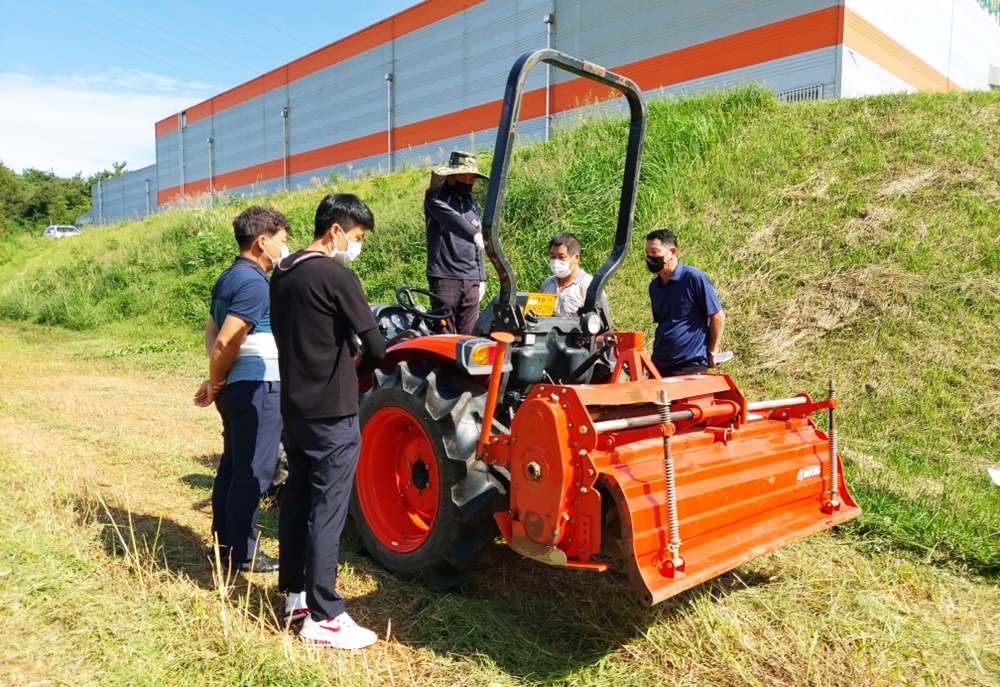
[1,86,999,685]
[2,324,999,687]
[3,86,997,574]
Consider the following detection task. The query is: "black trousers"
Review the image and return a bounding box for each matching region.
[212,380,282,565]
[278,414,360,621]
[428,276,480,335]
[653,359,709,377]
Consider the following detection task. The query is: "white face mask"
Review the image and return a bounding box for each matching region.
[332,233,363,265]
[550,258,572,279]
[264,236,289,262]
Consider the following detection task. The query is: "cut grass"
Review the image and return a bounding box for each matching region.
[1,324,999,686]
[3,86,998,573]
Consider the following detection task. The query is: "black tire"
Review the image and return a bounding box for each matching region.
[350,362,497,590]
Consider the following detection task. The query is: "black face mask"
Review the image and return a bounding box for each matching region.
[646,255,665,273]
[451,180,474,198]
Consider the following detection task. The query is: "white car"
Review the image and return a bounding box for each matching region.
[43,225,82,239]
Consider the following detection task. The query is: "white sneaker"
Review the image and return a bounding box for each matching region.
[283,592,309,623]
[299,612,378,649]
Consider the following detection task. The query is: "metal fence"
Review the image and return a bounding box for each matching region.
[777,83,825,103]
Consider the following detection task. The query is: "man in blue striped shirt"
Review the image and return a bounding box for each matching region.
[195,206,289,573]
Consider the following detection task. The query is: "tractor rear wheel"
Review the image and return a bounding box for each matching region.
[350,362,497,590]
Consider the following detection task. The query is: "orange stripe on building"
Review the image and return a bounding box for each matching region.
[154,0,491,135]
[843,7,961,92]
[160,7,850,203]
[156,7,848,205]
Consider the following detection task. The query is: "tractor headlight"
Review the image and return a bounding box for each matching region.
[582,311,602,335]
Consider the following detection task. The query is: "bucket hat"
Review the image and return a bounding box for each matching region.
[431,151,489,183]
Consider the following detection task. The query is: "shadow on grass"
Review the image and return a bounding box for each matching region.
[191,453,221,471]
[180,473,214,490]
[284,520,780,683]
[74,496,220,589]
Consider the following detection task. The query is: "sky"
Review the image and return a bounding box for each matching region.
[0,0,418,178]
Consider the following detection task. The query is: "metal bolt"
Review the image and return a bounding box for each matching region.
[579,426,589,434]
[527,461,542,480]
[579,486,589,493]
[578,450,586,457]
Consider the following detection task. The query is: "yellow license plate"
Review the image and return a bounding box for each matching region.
[524,292,557,317]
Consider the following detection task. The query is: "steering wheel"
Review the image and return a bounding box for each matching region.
[395,287,453,325]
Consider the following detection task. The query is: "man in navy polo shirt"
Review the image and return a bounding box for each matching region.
[645,229,726,376]
[194,206,289,574]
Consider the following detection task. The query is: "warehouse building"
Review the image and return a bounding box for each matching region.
[85,0,1000,224]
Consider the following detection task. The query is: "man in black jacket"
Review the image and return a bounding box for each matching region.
[270,192,386,649]
[424,151,488,335]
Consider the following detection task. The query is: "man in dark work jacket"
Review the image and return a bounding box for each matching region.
[424,151,488,335]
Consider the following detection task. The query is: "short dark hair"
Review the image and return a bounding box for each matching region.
[645,229,677,248]
[233,206,289,249]
[314,193,375,239]
[549,232,582,256]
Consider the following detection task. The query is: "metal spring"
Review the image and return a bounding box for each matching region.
[828,379,840,508]
[658,390,682,562]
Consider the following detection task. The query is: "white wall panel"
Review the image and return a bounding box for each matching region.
[948,0,1000,89]
[847,0,1000,90]
[840,45,917,96]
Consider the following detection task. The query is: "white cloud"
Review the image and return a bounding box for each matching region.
[0,70,216,178]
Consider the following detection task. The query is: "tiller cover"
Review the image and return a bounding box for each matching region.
[487,352,860,606]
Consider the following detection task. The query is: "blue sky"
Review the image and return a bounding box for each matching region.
[0,0,417,177]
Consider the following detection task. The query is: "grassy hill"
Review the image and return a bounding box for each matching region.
[0,85,998,685]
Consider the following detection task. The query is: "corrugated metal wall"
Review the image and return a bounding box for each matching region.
[91,164,157,225]
[145,0,841,214]
[90,0,1000,225]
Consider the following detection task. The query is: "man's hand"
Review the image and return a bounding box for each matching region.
[473,232,485,251]
[194,379,217,407]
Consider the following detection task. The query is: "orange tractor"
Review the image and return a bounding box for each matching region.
[349,50,860,605]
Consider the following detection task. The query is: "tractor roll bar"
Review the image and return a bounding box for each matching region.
[481,49,647,333]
